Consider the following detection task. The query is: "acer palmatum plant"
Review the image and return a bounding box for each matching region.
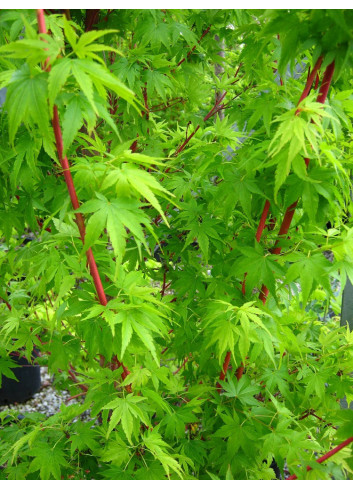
[0,8,353,480]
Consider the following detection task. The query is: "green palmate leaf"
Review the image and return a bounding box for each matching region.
[0,36,61,65]
[142,430,183,478]
[219,375,260,405]
[69,421,99,455]
[5,65,50,143]
[214,411,242,457]
[206,319,238,360]
[145,69,173,103]
[0,68,15,89]
[74,29,119,57]
[78,195,152,261]
[122,367,151,388]
[121,150,166,168]
[97,434,130,465]
[95,99,120,137]
[101,163,172,225]
[238,326,250,363]
[26,443,68,480]
[286,253,331,305]
[71,58,139,112]
[103,394,149,441]
[142,388,172,414]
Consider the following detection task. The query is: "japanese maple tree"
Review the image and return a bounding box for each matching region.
[0,8,353,480]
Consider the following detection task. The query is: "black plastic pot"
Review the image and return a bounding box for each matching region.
[0,351,41,404]
[270,459,282,480]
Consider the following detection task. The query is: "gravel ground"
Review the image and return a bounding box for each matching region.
[0,367,82,418]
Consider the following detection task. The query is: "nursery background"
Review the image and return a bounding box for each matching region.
[0,8,353,480]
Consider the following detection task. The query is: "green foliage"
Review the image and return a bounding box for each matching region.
[0,8,353,481]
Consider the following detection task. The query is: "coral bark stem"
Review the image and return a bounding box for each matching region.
[287,436,353,480]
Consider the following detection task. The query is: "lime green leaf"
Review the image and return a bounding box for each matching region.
[82,208,106,253]
[71,60,96,111]
[132,318,158,365]
[27,443,68,480]
[121,315,133,358]
[48,58,71,109]
[75,29,118,54]
[62,96,83,154]
[63,17,78,49]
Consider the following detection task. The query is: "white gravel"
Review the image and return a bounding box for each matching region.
[0,367,83,418]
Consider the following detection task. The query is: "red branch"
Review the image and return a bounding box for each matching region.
[142,85,149,120]
[36,9,130,378]
[276,35,283,86]
[150,97,185,112]
[173,91,227,157]
[256,199,271,242]
[85,9,100,32]
[173,355,190,375]
[176,25,211,68]
[255,56,324,263]
[4,301,12,311]
[52,107,108,306]
[287,437,353,480]
[217,351,231,392]
[68,368,88,393]
[218,56,331,382]
[296,56,324,110]
[218,195,271,384]
[259,60,335,304]
[160,269,168,297]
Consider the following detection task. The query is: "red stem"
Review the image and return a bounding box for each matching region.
[66,391,86,401]
[37,9,47,34]
[173,125,200,157]
[150,98,185,112]
[256,199,271,242]
[68,368,88,393]
[52,107,108,307]
[219,57,332,380]
[173,91,228,158]
[37,9,108,307]
[296,56,324,108]
[287,437,353,480]
[160,269,168,297]
[85,9,100,32]
[142,86,149,120]
[36,9,130,377]
[217,350,231,393]
[220,196,271,382]
[314,73,320,90]
[276,34,283,86]
[259,61,335,304]
[219,351,231,381]
[316,60,335,104]
[235,364,244,380]
[173,356,190,375]
[176,26,211,68]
